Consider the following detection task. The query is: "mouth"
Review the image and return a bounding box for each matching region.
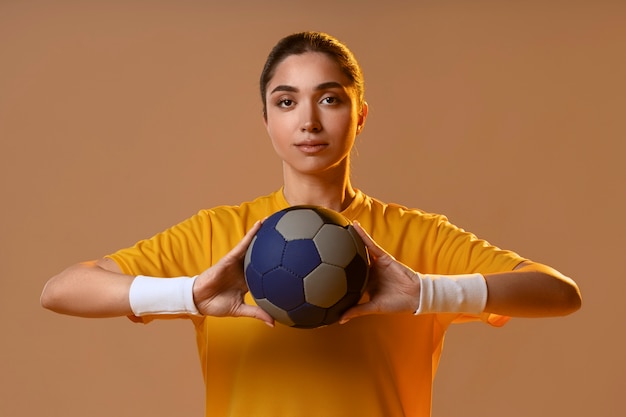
[294,141,328,154]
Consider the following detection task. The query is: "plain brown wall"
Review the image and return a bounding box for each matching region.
[1,1,624,416]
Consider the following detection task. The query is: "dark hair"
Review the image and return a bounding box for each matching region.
[260,31,365,118]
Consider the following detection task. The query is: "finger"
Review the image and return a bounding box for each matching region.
[353,221,389,259]
[339,301,380,324]
[225,220,263,260]
[237,304,275,327]
[240,220,263,247]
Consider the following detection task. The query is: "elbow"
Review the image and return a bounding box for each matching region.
[518,262,582,317]
[549,273,582,317]
[40,276,62,312]
[41,262,92,313]
[41,268,77,313]
[560,280,582,316]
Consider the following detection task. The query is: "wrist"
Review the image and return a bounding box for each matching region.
[414,272,487,315]
[129,275,200,316]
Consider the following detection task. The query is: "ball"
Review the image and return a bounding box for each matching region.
[244,206,370,328]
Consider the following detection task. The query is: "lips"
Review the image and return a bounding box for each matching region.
[294,140,328,154]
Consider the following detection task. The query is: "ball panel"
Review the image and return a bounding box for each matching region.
[255,298,295,327]
[244,265,264,299]
[276,209,324,240]
[262,268,305,310]
[250,228,286,274]
[310,207,351,228]
[303,264,348,308]
[282,239,321,277]
[344,256,369,293]
[288,303,326,328]
[314,224,357,267]
[347,225,369,262]
[243,235,255,269]
[263,208,288,229]
[323,291,363,325]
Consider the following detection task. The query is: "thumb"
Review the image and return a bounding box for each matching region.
[237,304,275,328]
[226,220,263,261]
[352,221,390,260]
[339,301,380,324]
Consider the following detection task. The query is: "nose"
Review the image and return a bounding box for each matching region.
[302,120,322,132]
[301,103,322,133]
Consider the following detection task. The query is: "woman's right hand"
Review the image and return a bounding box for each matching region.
[192,220,275,327]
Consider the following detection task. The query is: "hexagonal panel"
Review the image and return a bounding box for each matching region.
[303,263,347,308]
[275,209,324,240]
[313,224,357,267]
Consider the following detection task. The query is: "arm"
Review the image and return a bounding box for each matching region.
[484,260,581,317]
[41,221,274,325]
[40,258,134,318]
[340,222,582,322]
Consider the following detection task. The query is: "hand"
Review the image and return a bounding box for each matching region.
[340,221,421,324]
[192,220,275,327]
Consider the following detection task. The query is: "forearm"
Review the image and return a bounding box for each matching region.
[41,260,134,318]
[483,261,582,317]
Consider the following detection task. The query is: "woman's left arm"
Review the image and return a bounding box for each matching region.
[340,222,582,323]
[484,261,581,317]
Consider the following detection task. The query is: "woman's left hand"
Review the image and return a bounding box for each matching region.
[339,221,422,324]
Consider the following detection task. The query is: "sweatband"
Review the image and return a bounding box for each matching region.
[414,272,488,315]
[129,275,200,316]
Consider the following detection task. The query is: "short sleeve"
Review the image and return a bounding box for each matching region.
[106,211,212,278]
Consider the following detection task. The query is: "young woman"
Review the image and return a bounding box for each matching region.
[41,32,581,417]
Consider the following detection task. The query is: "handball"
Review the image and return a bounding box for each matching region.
[244,206,370,328]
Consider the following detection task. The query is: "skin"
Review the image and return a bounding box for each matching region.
[40,52,581,327]
[263,52,366,212]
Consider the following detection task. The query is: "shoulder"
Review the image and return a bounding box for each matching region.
[354,190,450,228]
[197,190,286,221]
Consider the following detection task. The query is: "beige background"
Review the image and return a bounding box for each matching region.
[1,1,624,416]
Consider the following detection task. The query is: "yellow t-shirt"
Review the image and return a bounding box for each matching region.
[108,189,524,417]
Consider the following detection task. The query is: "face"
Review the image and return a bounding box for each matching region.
[263,52,367,178]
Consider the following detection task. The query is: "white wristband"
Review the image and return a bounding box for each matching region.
[414,272,487,315]
[129,275,200,316]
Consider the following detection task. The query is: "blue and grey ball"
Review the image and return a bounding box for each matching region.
[244,206,370,328]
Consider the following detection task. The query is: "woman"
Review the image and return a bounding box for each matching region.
[41,32,581,417]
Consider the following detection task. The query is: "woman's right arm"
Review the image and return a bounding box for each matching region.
[41,258,134,318]
[41,222,274,325]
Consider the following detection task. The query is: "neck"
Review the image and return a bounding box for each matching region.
[282,165,356,213]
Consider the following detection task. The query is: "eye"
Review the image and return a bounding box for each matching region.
[277,98,294,108]
[321,96,339,105]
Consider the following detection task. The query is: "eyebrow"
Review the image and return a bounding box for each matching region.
[270,81,345,95]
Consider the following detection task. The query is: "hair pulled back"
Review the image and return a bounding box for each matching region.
[260,31,365,118]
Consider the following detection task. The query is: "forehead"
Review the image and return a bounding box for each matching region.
[267,52,351,91]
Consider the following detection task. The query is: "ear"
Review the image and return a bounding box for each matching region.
[356,101,369,134]
[262,110,269,130]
